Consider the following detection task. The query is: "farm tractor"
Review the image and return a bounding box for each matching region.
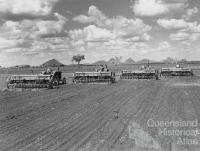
[7,69,66,89]
[160,64,193,77]
[72,65,115,84]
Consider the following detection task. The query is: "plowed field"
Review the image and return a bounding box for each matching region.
[0,78,200,151]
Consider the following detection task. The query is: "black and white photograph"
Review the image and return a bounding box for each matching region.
[0,0,200,150]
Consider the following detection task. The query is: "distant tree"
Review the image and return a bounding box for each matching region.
[72,54,85,66]
[109,56,122,66]
[163,57,176,64]
[115,56,122,65]
[179,58,187,64]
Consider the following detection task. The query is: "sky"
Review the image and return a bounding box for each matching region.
[0,0,200,67]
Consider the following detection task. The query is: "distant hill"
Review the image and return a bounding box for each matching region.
[136,59,155,64]
[41,59,64,67]
[187,61,200,64]
[92,60,108,65]
[92,58,158,66]
[124,58,135,64]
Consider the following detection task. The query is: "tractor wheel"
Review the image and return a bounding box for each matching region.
[47,82,53,89]
[7,83,11,89]
[62,77,67,84]
[53,79,59,86]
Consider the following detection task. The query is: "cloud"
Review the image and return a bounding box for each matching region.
[70,25,113,42]
[34,13,67,36]
[0,37,22,49]
[131,0,188,16]
[157,18,200,32]
[0,36,73,67]
[69,25,152,63]
[71,6,153,59]
[0,12,67,40]
[132,0,168,16]
[0,0,59,16]
[73,5,152,40]
[187,7,198,16]
[111,17,152,38]
[0,12,68,66]
[158,18,200,42]
[68,5,153,64]
[180,41,191,46]
[158,41,171,50]
[73,15,94,23]
[182,7,199,20]
[170,32,200,41]
[73,5,107,25]
[169,32,190,41]
[157,18,188,29]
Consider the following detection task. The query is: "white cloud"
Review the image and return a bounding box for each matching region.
[73,15,94,23]
[111,17,152,38]
[132,0,168,16]
[73,5,108,26]
[170,32,200,42]
[0,36,73,67]
[157,18,200,32]
[131,0,188,16]
[169,32,190,41]
[0,0,59,16]
[182,7,199,20]
[0,12,67,40]
[156,17,200,44]
[158,41,171,50]
[0,12,68,64]
[180,41,191,46]
[157,19,189,29]
[73,5,152,40]
[187,7,198,16]
[188,33,200,41]
[69,24,153,63]
[70,25,113,42]
[0,37,21,49]
[34,13,67,36]
[157,18,200,43]
[70,5,154,64]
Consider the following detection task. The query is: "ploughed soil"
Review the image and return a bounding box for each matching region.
[0,77,200,151]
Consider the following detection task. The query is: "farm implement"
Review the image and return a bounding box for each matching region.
[160,65,193,77]
[7,70,66,89]
[120,69,159,80]
[72,71,116,84]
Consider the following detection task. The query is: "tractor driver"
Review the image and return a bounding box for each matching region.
[100,65,104,72]
[45,68,52,74]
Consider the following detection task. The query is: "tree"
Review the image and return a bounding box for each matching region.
[72,54,85,65]
[163,57,176,64]
[115,56,122,65]
[179,58,187,64]
[109,56,122,66]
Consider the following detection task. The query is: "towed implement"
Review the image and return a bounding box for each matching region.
[7,70,66,89]
[120,69,159,80]
[72,71,115,84]
[160,65,193,77]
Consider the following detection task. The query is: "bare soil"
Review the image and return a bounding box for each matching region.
[0,78,200,151]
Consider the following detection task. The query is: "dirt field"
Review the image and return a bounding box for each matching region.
[0,77,200,151]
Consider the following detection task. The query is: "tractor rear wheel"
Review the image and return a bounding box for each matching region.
[62,77,67,84]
